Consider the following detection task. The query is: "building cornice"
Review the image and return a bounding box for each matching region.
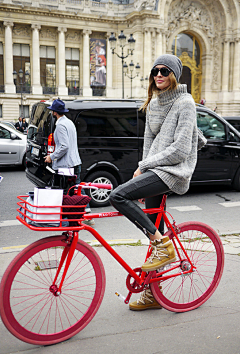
[0,4,159,25]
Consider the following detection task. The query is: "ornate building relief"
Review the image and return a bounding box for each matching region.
[91,32,106,40]
[167,0,224,90]
[134,0,156,11]
[168,1,214,41]
[66,30,81,42]
[40,28,57,40]
[13,25,31,38]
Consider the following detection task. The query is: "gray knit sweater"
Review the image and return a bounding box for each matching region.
[138,84,198,195]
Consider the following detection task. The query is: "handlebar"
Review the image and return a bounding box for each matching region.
[79,182,112,190]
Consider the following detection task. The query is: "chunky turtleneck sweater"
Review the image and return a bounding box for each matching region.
[138,84,198,195]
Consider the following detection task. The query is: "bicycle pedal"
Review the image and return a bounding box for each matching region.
[115,292,126,302]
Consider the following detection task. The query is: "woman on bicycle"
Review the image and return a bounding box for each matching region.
[110,54,202,310]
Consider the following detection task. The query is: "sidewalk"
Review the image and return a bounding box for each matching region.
[0,236,239,354]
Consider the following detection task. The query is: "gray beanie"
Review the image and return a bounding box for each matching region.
[151,54,183,82]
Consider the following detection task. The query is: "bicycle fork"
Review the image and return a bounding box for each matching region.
[49,231,78,296]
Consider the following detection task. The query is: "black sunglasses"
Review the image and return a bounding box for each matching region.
[151,67,171,77]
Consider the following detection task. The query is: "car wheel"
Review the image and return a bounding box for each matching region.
[22,154,27,169]
[232,167,240,191]
[85,171,118,207]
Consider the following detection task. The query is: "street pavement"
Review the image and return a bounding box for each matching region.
[0,235,240,354]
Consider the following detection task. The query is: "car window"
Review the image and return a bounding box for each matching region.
[0,126,11,139]
[28,103,53,143]
[138,110,146,137]
[27,126,37,140]
[197,112,226,140]
[76,108,138,137]
[228,131,240,142]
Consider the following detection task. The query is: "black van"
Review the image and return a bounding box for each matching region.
[26,99,240,207]
[26,99,145,206]
[223,116,240,132]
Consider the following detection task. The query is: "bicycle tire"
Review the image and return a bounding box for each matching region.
[150,221,224,313]
[0,235,106,345]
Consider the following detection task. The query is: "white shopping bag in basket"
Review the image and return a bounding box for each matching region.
[33,188,63,224]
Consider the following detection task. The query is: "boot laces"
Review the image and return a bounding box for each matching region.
[137,288,154,305]
[147,243,169,264]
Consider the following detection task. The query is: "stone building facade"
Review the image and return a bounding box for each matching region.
[0,0,239,121]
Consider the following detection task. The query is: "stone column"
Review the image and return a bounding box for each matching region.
[57,27,68,96]
[106,32,113,97]
[162,31,167,54]
[143,28,152,78]
[156,29,163,57]
[222,39,230,91]
[4,21,15,93]
[201,53,212,98]
[82,29,92,97]
[31,24,42,95]
[233,38,240,91]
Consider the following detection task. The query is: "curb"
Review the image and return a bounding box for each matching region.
[0,235,240,255]
[0,239,149,254]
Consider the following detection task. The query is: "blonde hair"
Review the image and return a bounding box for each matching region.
[140,72,178,112]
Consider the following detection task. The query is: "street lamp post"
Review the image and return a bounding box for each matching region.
[13,69,30,117]
[140,76,149,91]
[124,60,140,98]
[109,31,136,99]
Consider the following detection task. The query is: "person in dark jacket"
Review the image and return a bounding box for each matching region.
[15,117,24,132]
[22,118,28,131]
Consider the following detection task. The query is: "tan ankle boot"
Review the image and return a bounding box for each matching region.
[141,236,176,272]
[129,287,162,311]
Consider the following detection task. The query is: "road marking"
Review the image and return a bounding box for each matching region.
[169,206,202,212]
[0,220,21,227]
[3,245,28,250]
[219,201,240,208]
[0,245,28,254]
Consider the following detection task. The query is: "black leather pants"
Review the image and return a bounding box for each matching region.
[109,171,170,238]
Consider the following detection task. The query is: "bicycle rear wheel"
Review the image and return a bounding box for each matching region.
[150,222,224,312]
[0,235,105,345]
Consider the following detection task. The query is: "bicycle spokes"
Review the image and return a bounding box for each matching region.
[150,222,224,312]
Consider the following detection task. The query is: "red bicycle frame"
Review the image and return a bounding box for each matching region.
[16,189,195,303]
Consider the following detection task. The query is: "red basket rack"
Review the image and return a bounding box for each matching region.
[17,195,90,231]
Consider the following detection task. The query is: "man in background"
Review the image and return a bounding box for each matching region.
[15,117,24,132]
[44,98,94,225]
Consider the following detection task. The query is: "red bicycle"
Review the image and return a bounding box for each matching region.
[0,183,224,345]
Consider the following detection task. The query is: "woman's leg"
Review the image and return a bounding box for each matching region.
[110,171,170,239]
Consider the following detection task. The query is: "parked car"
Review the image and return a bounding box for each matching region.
[4,122,17,130]
[0,122,27,168]
[26,99,240,207]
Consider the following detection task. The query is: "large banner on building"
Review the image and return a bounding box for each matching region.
[90,39,106,87]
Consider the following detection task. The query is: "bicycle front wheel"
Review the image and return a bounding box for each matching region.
[0,235,105,345]
[150,222,224,312]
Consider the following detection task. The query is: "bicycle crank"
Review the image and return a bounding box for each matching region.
[126,267,145,293]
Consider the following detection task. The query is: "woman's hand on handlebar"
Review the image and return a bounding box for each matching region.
[133,168,142,178]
